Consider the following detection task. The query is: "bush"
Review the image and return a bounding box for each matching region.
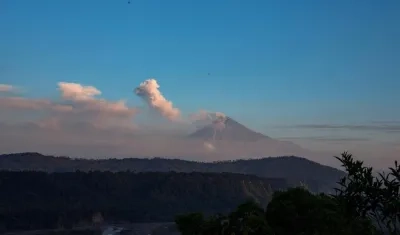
[175,152,400,235]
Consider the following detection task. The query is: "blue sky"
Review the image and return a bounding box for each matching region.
[0,0,399,166]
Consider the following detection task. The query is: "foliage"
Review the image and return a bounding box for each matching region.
[175,213,206,235]
[175,200,273,235]
[334,152,400,235]
[1,151,398,234]
[175,152,400,235]
[0,171,283,231]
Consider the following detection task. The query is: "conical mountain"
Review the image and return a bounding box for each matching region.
[189,117,269,142]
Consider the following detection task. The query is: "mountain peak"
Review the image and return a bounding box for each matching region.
[189,116,269,142]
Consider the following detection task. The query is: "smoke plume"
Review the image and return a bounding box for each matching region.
[190,110,227,129]
[134,79,181,122]
[213,112,227,131]
[133,78,228,151]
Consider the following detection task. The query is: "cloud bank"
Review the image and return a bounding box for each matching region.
[0,79,398,169]
[0,82,138,132]
[1,79,256,161]
[0,84,14,92]
[288,124,400,133]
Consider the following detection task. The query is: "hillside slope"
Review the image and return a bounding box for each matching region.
[0,171,287,231]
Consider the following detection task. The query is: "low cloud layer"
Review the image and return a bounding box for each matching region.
[289,124,400,133]
[0,79,240,159]
[0,82,138,131]
[0,84,15,92]
[0,79,398,169]
[0,79,226,132]
[280,136,371,142]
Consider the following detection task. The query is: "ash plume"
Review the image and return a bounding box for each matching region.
[189,110,212,128]
[190,110,228,150]
[190,111,227,129]
[212,112,227,130]
[134,79,181,122]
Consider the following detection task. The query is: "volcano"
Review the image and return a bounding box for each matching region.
[186,115,328,164]
[189,116,270,142]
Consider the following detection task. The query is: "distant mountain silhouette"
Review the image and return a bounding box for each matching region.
[189,117,268,142]
[0,152,345,193]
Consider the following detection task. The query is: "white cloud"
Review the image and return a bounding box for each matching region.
[0,84,15,92]
[58,82,137,117]
[0,82,138,131]
[58,82,101,101]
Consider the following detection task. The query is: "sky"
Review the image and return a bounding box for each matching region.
[0,0,399,169]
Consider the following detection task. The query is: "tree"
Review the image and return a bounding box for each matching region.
[265,187,376,235]
[267,188,327,235]
[379,161,400,235]
[175,213,206,235]
[174,152,400,235]
[225,200,272,235]
[334,152,400,235]
[175,201,273,235]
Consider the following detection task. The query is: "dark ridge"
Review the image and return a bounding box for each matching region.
[0,152,345,193]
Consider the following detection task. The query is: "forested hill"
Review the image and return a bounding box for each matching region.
[0,171,287,231]
[0,152,345,192]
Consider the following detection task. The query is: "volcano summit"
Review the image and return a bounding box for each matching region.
[189,116,269,142]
